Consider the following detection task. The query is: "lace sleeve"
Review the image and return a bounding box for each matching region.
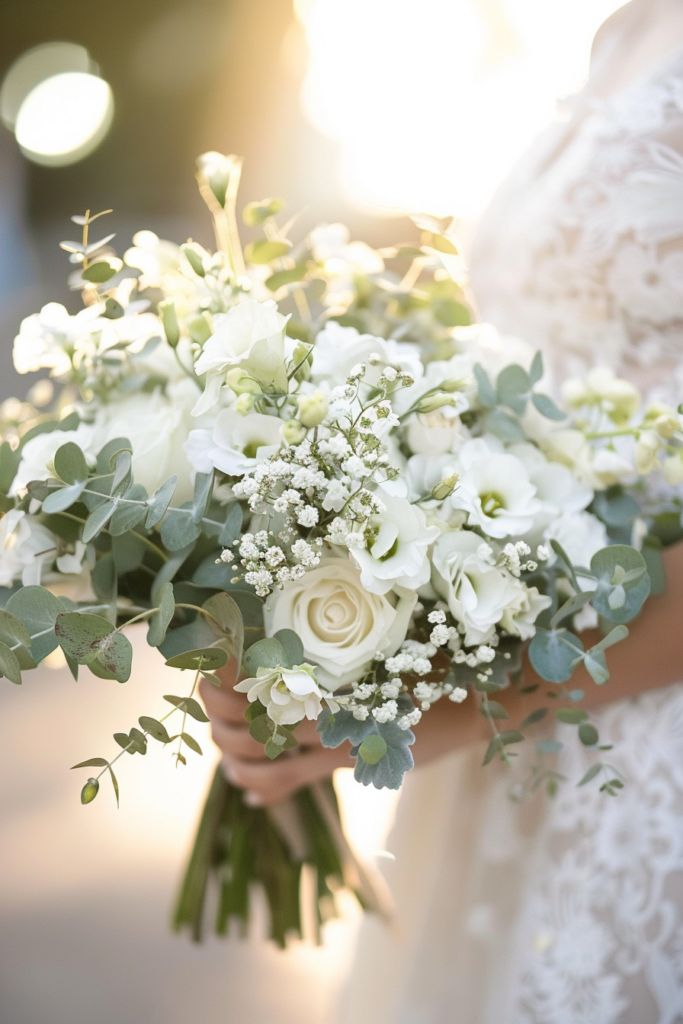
[576,48,683,401]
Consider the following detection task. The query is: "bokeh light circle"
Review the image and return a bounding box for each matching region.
[14,71,113,167]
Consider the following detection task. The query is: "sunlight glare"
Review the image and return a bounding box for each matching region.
[296,0,626,218]
[15,71,113,166]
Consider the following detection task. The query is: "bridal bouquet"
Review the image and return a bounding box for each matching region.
[1,153,681,944]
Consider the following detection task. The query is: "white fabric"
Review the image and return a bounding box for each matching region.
[337,4,683,1022]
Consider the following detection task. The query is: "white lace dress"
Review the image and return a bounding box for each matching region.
[336,6,683,1023]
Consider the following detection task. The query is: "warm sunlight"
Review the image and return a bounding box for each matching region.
[296,0,626,217]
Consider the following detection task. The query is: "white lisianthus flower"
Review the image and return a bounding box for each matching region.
[406,409,464,455]
[13,303,102,377]
[234,663,328,726]
[500,584,552,640]
[349,484,440,595]
[184,408,282,477]
[0,510,56,586]
[264,556,417,688]
[544,511,609,572]
[10,424,97,496]
[310,323,423,389]
[432,530,519,646]
[508,443,593,529]
[451,438,542,539]
[193,297,289,414]
[94,379,199,501]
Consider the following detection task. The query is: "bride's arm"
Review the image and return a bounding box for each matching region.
[201,541,683,804]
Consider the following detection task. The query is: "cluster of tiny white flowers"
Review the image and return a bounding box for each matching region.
[222,529,323,596]
[500,541,537,576]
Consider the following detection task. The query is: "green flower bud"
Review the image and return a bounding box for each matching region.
[196,151,241,209]
[81,778,99,805]
[159,300,180,348]
[282,419,307,445]
[431,473,459,501]
[187,313,212,344]
[415,393,456,414]
[181,242,206,277]
[226,367,261,395]
[235,393,255,416]
[441,378,466,393]
[297,391,329,428]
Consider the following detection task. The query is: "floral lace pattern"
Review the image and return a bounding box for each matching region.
[338,12,683,1024]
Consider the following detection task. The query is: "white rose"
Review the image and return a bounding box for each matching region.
[348,483,440,595]
[184,407,282,477]
[432,530,519,646]
[500,584,551,640]
[193,297,288,414]
[451,437,542,539]
[264,556,416,688]
[10,424,97,496]
[310,323,423,388]
[234,663,328,726]
[0,510,56,586]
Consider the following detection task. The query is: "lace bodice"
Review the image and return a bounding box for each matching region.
[470,3,683,406]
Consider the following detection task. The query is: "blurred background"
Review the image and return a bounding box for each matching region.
[0,2,625,1022]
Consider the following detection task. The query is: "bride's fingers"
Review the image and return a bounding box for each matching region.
[210,717,269,761]
[199,677,248,724]
[223,744,353,806]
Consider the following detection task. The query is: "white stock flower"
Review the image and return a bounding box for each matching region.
[432,530,519,646]
[193,297,288,414]
[13,303,100,377]
[452,438,541,539]
[349,484,440,595]
[185,408,282,477]
[0,510,56,586]
[264,556,416,688]
[500,584,552,640]
[234,663,326,726]
[310,323,422,388]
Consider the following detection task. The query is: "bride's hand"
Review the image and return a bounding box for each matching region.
[200,661,489,806]
[199,664,352,806]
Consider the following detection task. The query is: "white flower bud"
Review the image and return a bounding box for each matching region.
[226,367,261,395]
[235,393,255,415]
[282,419,307,445]
[297,391,329,428]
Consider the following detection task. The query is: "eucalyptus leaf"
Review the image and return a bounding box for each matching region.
[163,694,209,722]
[241,637,284,677]
[5,586,64,660]
[42,482,86,513]
[82,499,116,542]
[529,628,584,684]
[160,505,202,550]
[590,545,650,624]
[165,647,228,671]
[0,640,22,684]
[273,629,304,669]
[55,612,132,682]
[54,442,88,484]
[531,392,566,420]
[147,582,175,647]
[139,716,171,743]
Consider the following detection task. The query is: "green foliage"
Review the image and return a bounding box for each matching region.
[5,586,66,661]
[529,628,584,683]
[55,612,132,682]
[352,722,415,789]
[590,545,650,624]
[244,239,291,264]
[163,694,209,722]
[147,582,175,648]
[242,636,286,676]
